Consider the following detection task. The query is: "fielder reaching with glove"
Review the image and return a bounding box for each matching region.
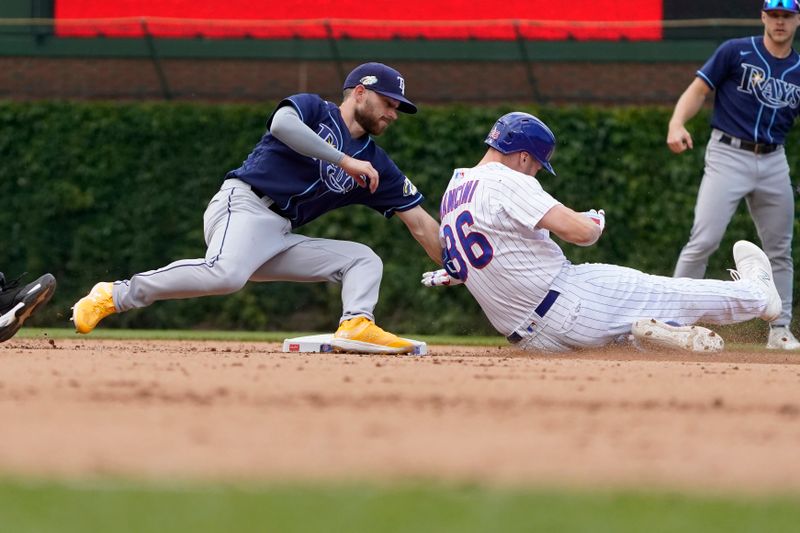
[72,62,441,354]
[422,112,781,353]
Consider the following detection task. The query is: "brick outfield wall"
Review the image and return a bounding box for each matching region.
[0,57,698,106]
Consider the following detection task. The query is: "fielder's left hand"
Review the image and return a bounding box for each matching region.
[582,209,606,231]
[421,269,464,287]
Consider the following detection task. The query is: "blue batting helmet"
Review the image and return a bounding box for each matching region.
[485,112,557,175]
[763,0,800,13]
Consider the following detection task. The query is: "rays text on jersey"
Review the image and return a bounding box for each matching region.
[738,64,800,108]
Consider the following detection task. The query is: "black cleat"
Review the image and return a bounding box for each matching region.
[0,272,57,342]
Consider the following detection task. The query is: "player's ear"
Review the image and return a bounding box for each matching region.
[353,85,367,100]
[344,85,364,105]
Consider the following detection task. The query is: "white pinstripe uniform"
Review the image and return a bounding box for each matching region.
[439,162,772,352]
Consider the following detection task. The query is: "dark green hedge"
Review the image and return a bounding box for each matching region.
[2,101,798,335]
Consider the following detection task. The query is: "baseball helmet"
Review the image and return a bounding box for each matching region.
[763,0,800,13]
[485,112,557,175]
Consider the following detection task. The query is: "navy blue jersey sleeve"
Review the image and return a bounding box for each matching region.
[363,146,424,218]
[697,39,736,90]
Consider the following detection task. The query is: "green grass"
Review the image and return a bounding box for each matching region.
[15,327,506,346]
[0,479,798,533]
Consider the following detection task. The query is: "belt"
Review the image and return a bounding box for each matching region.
[719,133,780,155]
[225,178,287,218]
[506,289,561,344]
[250,185,287,217]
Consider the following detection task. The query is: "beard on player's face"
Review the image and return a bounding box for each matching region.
[354,105,386,136]
[354,92,396,136]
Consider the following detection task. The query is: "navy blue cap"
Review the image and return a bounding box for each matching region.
[343,62,417,114]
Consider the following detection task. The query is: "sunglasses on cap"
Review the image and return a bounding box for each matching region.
[764,0,800,12]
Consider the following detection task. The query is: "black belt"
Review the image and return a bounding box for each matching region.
[507,289,561,344]
[719,134,780,155]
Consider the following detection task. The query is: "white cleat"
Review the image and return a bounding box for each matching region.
[631,318,724,353]
[732,240,782,322]
[766,325,800,351]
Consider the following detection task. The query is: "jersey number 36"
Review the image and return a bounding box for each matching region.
[442,211,494,282]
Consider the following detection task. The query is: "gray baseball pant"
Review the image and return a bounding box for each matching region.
[112,179,382,323]
[674,129,794,325]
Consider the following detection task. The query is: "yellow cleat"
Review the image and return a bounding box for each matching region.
[331,316,414,354]
[71,282,116,334]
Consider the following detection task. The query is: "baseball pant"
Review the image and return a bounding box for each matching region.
[112,179,383,323]
[515,262,768,352]
[674,130,794,325]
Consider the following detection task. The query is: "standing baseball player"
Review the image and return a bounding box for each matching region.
[667,0,800,350]
[422,112,781,353]
[72,62,441,354]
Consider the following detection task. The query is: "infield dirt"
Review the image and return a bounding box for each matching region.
[1,337,799,494]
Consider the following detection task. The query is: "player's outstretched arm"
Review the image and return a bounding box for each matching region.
[538,204,603,247]
[667,78,710,154]
[269,106,379,192]
[397,206,443,265]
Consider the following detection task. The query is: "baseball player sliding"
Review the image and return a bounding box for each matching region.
[72,62,441,354]
[422,112,781,353]
[667,0,800,350]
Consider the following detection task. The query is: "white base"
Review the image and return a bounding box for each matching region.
[282,333,427,355]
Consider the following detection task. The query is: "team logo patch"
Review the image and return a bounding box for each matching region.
[488,127,501,140]
[360,75,378,86]
[402,177,418,197]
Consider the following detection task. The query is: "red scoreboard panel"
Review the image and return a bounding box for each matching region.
[55,0,663,40]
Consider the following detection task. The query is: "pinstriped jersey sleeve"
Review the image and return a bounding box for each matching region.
[493,173,561,235]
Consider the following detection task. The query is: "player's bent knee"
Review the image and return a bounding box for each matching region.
[347,242,382,268]
[360,249,383,271]
[206,269,250,295]
[338,245,382,283]
[213,279,248,295]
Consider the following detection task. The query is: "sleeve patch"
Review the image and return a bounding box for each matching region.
[402,177,418,197]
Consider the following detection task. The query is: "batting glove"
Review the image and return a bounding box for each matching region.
[582,209,606,231]
[421,269,464,288]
